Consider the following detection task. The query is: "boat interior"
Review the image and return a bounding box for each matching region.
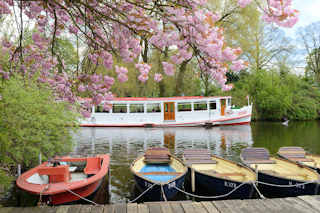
[242,148,319,181]
[132,148,186,183]
[278,147,320,169]
[26,157,102,185]
[184,149,256,182]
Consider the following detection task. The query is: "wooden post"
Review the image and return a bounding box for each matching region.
[18,164,21,176]
[191,168,196,193]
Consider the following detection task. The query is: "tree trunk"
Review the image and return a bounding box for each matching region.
[175,60,189,96]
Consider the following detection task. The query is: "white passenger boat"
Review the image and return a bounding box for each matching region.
[80,96,252,127]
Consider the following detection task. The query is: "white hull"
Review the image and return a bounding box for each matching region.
[80,96,252,127]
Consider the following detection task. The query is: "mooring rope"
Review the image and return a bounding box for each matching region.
[160,184,168,202]
[256,180,317,188]
[173,182,247,199]
[129,183,157,203]
[252,182,266,199]
[64,188,98,205]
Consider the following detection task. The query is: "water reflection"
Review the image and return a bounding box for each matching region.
[72,125,253,203]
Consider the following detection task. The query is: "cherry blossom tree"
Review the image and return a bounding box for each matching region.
[0,0,298,117]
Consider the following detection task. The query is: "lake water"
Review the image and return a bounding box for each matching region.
[3,121,320,206]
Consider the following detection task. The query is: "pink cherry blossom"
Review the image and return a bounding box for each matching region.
[117,73,128,83]
[154,73,163,82]
[162,62,175,76]
[237,0,252,8]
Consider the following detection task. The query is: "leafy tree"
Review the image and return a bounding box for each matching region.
[298,22,320,84]
[0,77,80,188]
[225,69,320,120]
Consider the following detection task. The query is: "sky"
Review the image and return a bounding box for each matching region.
[284,0,320,38]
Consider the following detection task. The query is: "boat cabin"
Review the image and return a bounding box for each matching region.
[81,96,251,127]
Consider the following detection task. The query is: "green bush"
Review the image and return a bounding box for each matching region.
[0,77,80,189]
[226,69,320,121]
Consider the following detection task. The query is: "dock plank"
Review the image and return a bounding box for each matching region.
[103,205,114,213]
[79,205,92,213]
[191,202,208,213]
[56,206,71,213]
[127,203,138,213]
[67,205,82,213]
[146,203,161,213]
[211,200,235,213]
[169,202,184,213]
[181,201,195,213]
[160,202,173,213]
[297,195,320,212]
[137,204,148,213]
[201,202,219,213]
[113,204,127,213]
[90,205,104,213]
[284,197,319,213]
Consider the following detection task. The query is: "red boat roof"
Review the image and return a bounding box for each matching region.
[80,96,231,102]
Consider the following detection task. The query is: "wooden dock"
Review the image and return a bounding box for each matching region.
[1,195,320,213]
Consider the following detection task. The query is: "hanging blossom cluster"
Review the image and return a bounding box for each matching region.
[0,0,298,116]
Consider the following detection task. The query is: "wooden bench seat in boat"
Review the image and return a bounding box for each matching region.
[278,147,314,162]
[144,147,171,164]
[137,171,182,176]
[241,148,275,164]
[183,149,217,166]
[38,165,70,183]
[84,157,101,175]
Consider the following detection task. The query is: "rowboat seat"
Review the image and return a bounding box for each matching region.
[144,147,171,164]
[241,148,275,164]
[84,157,101,175]
[138,172,182,176]
[288,157,314,162]
[183,149,216,166]
[215,172,246,177]
[278,147,314,162]
[38,165,70,183]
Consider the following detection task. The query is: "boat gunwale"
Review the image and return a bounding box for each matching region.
[130,154,188,185]
[240,154,320,183]
[16,154,110,195]
[184,154,256,184]
[277,152,320,171]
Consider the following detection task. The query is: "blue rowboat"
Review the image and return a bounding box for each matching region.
[277,147,320,174]
[130,149,187,201]
[183,149,256,200]
[241,147,320,198]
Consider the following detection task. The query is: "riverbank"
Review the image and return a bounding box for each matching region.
[1,195,320,213]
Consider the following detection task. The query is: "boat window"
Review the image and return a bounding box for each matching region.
[95,105,110,113]
[209,101,216,110]
[194,102,207,111]
[112,104,127,113]
[130,104,144,113]
[178,102,192,112]
[227,98,232,106]
[147,103,161,113]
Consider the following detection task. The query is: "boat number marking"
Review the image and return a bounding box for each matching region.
[168,182,176,189]
[289,181,305,189]
[224,181,237,188]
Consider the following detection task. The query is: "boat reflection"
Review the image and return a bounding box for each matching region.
[72,125,253,203]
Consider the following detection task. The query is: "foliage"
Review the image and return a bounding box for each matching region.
[0,77,80,186]
[225,69,320,121]
[298,22,320,84]
[0,0,299,116]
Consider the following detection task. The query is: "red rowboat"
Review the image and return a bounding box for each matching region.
[16,154,110,205]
